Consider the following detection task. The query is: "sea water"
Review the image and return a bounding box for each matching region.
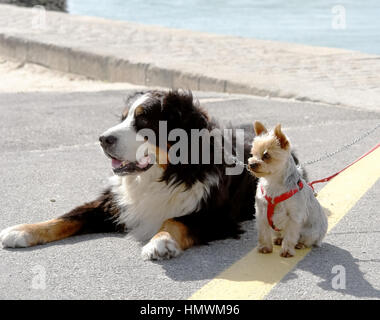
[67,0,380,54]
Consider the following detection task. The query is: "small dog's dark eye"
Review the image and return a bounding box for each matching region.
[262,152,270,160]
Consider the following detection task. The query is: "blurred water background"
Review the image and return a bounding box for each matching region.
[66,0,380,54]
[6,0,379,54]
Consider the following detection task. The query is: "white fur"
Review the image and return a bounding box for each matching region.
[100,93,150,162]
[0,225,31,248]
[111,165,219,242]
[141,233,182,260]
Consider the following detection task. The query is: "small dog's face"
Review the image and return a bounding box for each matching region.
[248,121,290,178]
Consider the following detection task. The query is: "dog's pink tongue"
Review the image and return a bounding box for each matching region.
[112,159,122,169]
[137,156,150,169]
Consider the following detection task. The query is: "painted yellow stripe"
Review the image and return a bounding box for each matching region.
[190,145,380,300]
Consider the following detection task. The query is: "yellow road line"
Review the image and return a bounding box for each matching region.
[189,145,380,300]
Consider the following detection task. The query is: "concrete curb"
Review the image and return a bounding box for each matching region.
[0,4,379,112]
[0,33,275,98]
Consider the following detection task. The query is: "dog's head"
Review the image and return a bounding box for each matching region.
[247,121,291,178]
[99,90,209,177]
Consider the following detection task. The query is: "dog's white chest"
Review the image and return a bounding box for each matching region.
[111,166,216,241]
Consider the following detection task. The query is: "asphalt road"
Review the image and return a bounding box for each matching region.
[0,90,379,299]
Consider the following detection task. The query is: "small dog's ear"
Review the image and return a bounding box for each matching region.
[274,124,289,149]
[254,121,268,136]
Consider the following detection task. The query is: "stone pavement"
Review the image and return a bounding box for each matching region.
[1,4,380,111]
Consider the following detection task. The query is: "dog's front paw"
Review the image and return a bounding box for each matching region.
[295,242,306,249]
[141,232,182,261]
[280,247,295,258]
[258,245,273,254]
[0,225,32,248]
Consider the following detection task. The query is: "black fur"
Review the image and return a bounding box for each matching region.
[60,189,124,234]
[129,89,258,242]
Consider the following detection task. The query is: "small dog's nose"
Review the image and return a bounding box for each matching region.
[99,135,117,146]
[249,163,259,170]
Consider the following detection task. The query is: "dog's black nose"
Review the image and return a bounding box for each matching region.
[249,163,258,170]
[99,135,117,146]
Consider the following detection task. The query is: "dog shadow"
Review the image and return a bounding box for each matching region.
[281,243,380,299]
[159,224,380,299]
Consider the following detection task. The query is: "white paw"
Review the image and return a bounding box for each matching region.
[141,234,182,261]
[0,225,32,248]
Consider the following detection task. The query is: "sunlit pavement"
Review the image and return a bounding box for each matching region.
[0,90,379,299]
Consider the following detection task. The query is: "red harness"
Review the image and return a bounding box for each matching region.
[260,180,304,231]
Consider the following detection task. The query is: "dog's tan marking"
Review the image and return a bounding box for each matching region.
[17,218,82,246]
[254,121,268,136]
[250,138,278,158]
[155,145,169,170]
[134,105,144,117]
[121,106,129,121]
[274,124,289,150]
[153,219,194,250]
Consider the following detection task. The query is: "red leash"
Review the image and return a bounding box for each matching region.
[308,142,380,191]
[261,142,380,231]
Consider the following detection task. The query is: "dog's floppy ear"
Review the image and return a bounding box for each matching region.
[254,121,268,136]
[274,124,289,149]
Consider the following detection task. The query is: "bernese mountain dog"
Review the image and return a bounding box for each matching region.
[0,90,301,260]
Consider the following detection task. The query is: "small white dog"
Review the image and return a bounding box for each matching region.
[248,122,328,258]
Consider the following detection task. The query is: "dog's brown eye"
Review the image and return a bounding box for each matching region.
[135,105,145,117]
[135,116,148,127]
[262,151,270,160]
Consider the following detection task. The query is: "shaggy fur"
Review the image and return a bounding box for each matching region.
[248,122,328,258]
